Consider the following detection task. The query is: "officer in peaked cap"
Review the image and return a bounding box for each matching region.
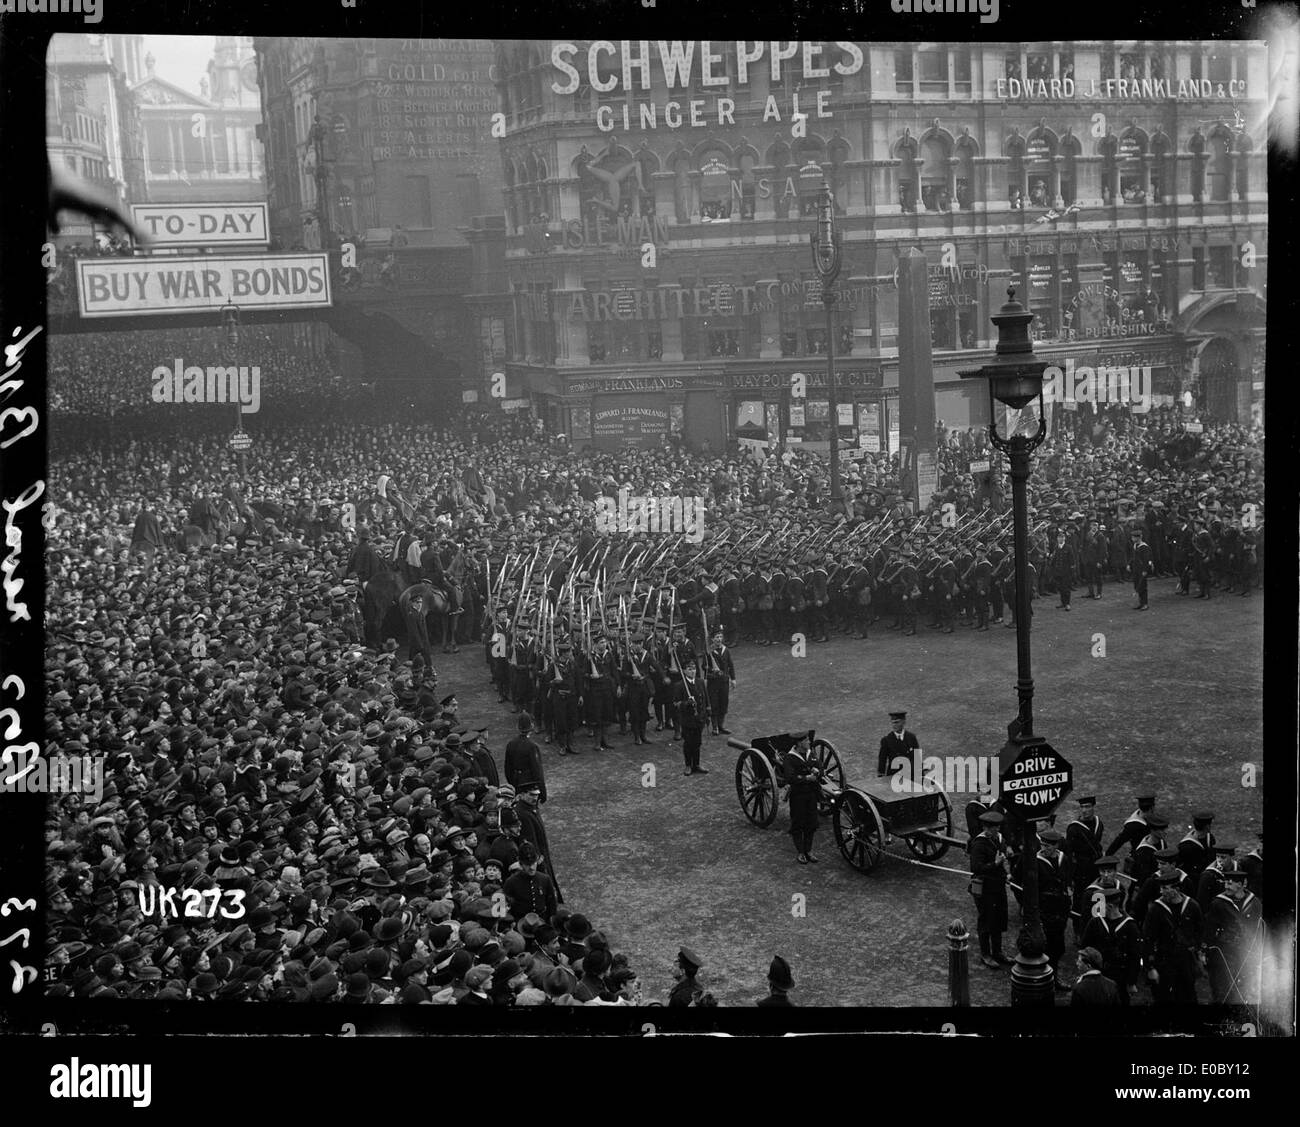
[668,946,706,1007]
[969,810,1012,969]
[878,709,919,779]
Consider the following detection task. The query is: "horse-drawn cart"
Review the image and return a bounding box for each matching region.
[730,732,963,873]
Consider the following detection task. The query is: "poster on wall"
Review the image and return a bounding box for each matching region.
[571,405,592,440]
[789,402,806,427]
[592,398,671,446]
[736,399,766,437]
[669,403,685,434]
[860,403,880,452]
[765,402,782,444]
[837,402,855,426]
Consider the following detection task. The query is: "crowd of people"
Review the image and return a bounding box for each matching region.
[47,329,348,422]
[41,331,1264,1004]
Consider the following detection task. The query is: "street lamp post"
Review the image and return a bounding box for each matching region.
[221,299,246,479]
[959,287,1055,1005]
[810,177,844,510]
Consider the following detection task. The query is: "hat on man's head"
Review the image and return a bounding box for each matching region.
[677,947,703,973]
[1078,946,1105,971]
[767,955,793,990]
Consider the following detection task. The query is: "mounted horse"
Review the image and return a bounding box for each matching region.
[360,570,454,653]
[419,544,464,653]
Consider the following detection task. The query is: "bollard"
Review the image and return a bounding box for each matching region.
[947,918,970,1007]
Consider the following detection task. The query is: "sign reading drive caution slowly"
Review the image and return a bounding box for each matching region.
[77,254,332,318]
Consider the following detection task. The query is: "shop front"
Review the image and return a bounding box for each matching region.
[725,365,886,452]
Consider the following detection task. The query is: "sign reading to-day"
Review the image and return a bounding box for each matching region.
[76,254,333,318]
[129,203,269,247]
[999,742,1073,817]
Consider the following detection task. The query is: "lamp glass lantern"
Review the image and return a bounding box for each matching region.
[959,286,1048,430]
[221,299,241,349]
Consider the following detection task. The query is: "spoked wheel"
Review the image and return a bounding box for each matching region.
[905,785,954,861]
[735,749,779,828]
[833,788,885,873]
[808,738,845,790]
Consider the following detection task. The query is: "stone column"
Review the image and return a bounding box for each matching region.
[556,176,583,224]
[1051,155,1065,208]
[759,304,782,360]
[749,166,774,218]
[659,284,684,362]
[975,157,1000,215]
[875,159,900,215]
[849,290,872,357]
[552,289,589,366]
[651,171,675,222]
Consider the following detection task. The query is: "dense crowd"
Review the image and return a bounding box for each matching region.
[41,340,1263,1003]
[48,329,348,421]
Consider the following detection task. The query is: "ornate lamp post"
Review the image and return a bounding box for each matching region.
[809,175,844,508]
[959,287,1056,1005]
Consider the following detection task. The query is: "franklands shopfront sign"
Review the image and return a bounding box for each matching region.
[561,370,882,396]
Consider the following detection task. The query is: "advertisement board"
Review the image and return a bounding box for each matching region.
[76,254,332,318]
[129,202,269,247]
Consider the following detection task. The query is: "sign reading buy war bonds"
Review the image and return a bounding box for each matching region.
[76,254,332,318]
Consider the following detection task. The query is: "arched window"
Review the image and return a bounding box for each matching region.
[503,158,519,231]
[699,156,732,221]
[1005,132,1026,209]
[955,137,976,210]
[1207,126,1232,202]
[1118,127,1148,204]
[895,133,918,213]
[1025,126,1056,208]
[920,135,950,212]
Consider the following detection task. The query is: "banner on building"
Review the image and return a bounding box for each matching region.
[129,202,269,247]
[77,253,332,318]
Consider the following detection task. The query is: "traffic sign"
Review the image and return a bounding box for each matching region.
[998,739,1072,818]
[229,432,253,452]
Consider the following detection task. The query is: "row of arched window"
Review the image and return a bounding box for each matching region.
[503,119,1255,229]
